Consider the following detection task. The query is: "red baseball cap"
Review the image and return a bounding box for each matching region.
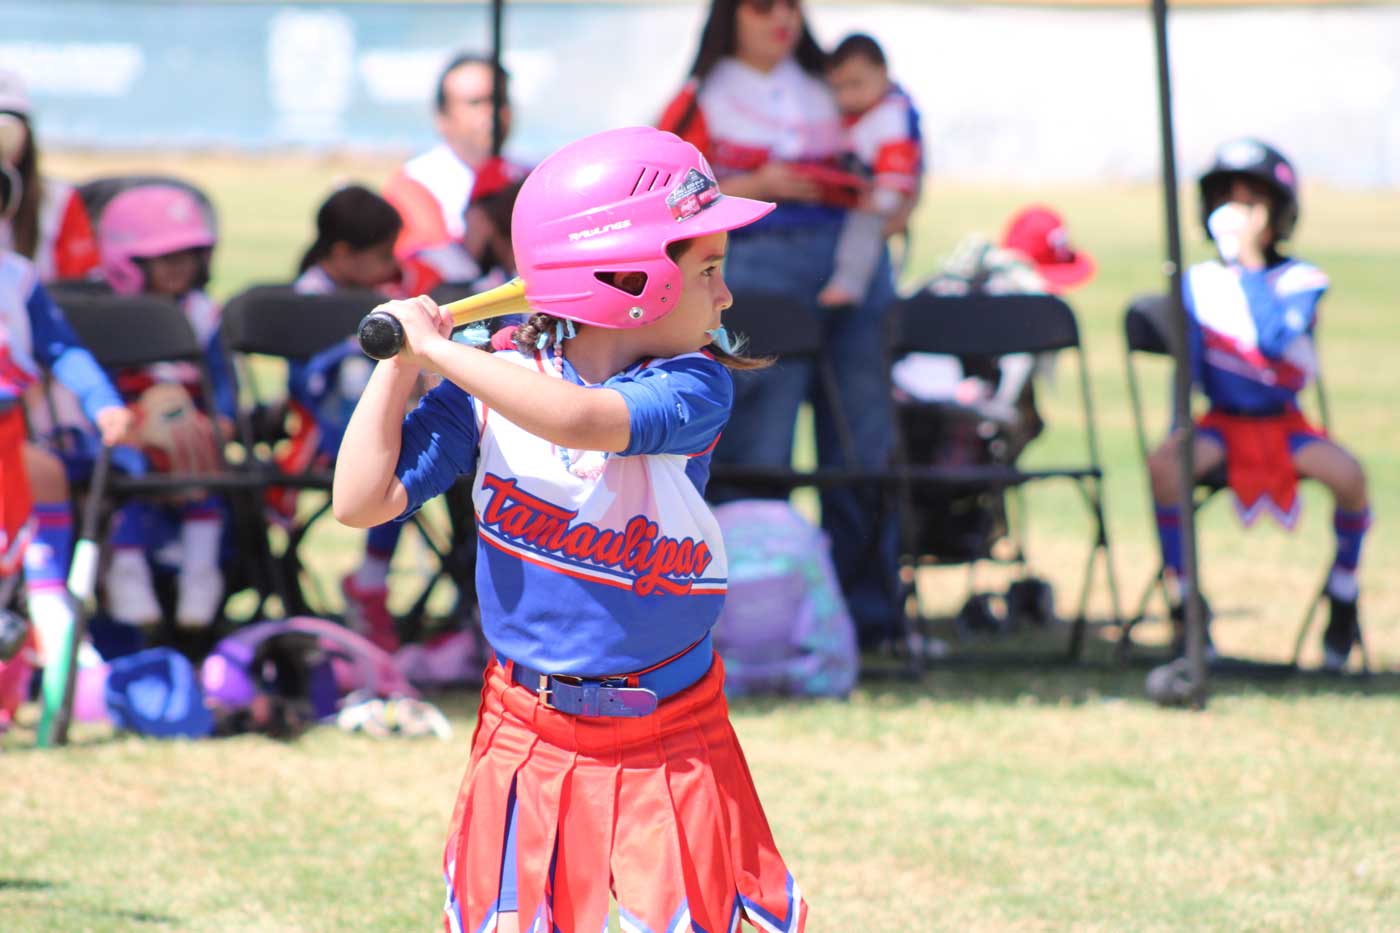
[1000,205,1096,293]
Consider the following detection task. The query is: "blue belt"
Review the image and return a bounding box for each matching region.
[504,633,714,718]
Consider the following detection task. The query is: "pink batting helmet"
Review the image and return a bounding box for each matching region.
[98,185,216,295]
[510,126,774,329]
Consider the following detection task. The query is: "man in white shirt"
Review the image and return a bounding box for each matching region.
[384,54,518,285]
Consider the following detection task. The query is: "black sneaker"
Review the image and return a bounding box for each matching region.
[1321,595,1360,673]
[1169,592,1215,660]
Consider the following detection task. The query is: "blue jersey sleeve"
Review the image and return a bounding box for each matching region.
[1240,265,1326,360]
[394,379,479,519]
[610,353,733,457]
[289,340,359,409]
[27,281,124,423]
[203,331,238,421]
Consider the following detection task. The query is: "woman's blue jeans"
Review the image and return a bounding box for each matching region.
[714,221,900,645]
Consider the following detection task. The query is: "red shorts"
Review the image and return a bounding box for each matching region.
[443,653,807,933]
[1197,407,1325,528]
[0,408,35,577]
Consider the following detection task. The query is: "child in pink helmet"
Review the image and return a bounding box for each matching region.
[95,183,237,630]
[335,127,807,933]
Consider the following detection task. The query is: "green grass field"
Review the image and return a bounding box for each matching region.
[1,151,1397,931]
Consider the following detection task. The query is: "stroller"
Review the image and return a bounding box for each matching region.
[892,236,1066,638]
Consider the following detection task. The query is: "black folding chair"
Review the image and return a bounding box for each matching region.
[1120,294,1362,670]
[707,291,914,670]
[220,284,476,639]
[888,293,1123,660]
[46,287,279,627]
[706,290,862,496]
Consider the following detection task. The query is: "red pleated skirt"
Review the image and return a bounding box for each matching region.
[0,409,34,577]
[442,653,807,933]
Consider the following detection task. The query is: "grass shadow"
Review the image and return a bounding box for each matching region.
[0,878,175,925]
[0,878,60,892]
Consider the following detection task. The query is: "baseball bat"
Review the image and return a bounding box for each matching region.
[37,443,110,747]
[358,277,532,360]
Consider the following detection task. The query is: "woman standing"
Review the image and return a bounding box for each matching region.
[0,69,99,282]
[659,0,903,647]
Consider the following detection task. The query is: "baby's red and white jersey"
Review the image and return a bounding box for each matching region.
[1185,258,1327,414]
[660,59,844,177]
[845,85,923,195]
[0,179,99,283]
[396,348,732,676]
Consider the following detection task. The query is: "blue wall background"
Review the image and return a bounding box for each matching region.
[5,1,1398,186]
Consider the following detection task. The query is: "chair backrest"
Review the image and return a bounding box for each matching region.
[54,291,205,369]
[78,174,218,237]
[45,278,113,301]
[221,285,379,360]
[723,290,824,358]
[1123,293,1180,357]
[890,293,1081,357]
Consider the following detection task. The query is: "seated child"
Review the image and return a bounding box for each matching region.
[95,184,237,630]
[1146,138,1369,670]
[0,242,131,731]
[286,184,407,651]
[818,33,923,308]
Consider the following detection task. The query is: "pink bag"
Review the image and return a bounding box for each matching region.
[711,501,858,697]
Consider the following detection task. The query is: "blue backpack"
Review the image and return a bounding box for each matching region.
[105,648,214,739]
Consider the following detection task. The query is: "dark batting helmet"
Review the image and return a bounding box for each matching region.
[1198,138,1299,242]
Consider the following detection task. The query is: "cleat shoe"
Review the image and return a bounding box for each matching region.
[105,549,162,626]
[342,575,399,653]
[175,563,224,628]
[1321,595,1360,673]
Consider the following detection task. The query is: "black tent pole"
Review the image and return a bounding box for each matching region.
[490,0,505,157]
[1151,0,1207,707]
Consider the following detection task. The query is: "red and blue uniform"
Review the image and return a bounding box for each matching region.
[1184,256,1328,526]
[395,348,805,933]
[0,252,122,573]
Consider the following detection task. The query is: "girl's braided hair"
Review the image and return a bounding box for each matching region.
[506,240,770,371]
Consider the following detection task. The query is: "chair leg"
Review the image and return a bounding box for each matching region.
[1068,478,1122,662]
[1118,564,1169,661]
[1066,538,1098,661]
[1291,567,1334,670]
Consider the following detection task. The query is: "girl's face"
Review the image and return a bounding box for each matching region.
[734,0,803,72]
[634,232,732,358]
[326,239,400,290]
[141,248,204,298]
[1226,176,1272,213]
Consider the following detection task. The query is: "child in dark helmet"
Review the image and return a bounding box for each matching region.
[1146,138,1369,671]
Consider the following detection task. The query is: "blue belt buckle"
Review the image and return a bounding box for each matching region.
[538,673,658,717]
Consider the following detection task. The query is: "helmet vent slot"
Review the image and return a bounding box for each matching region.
[630,167,674,196]
[595,270,648,297]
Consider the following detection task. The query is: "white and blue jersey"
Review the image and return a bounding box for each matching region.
[1185,257,1328,415]
[0,251,122,421]
[394,348,732,676]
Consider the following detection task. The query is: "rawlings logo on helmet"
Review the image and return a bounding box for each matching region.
[666,168,721,222]
[568,219,632,242]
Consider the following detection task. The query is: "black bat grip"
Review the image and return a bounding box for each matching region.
[358,310,405,360]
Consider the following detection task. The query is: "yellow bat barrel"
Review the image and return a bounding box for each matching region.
[357,278,532,360]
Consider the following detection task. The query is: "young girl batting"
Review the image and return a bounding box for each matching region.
[334,127,807,933]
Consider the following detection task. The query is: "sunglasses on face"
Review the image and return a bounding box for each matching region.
[742,0,800,14]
